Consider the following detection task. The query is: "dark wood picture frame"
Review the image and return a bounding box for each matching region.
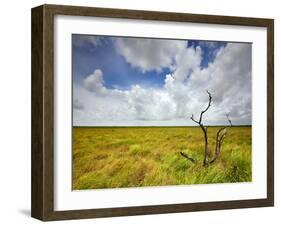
[31,4,274,221]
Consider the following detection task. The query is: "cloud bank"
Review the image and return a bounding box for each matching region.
[73,37,251,126]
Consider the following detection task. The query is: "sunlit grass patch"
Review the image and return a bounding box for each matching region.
[72,126,252,190]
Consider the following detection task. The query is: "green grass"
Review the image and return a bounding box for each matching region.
[72,126,252,190]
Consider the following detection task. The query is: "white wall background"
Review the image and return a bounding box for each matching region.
[0,0,279,225]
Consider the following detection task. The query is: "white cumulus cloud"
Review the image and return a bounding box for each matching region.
[74,41,252,126]
[83,69,107,95]
[115,38,187,72]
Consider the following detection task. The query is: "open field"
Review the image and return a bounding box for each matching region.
[73,126,252,190]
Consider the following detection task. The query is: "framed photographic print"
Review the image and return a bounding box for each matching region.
[31,4,274,221]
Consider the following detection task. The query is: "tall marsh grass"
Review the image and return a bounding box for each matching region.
[73,126,252,190]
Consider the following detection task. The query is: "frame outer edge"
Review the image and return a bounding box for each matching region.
[43,4,273,26]
[31,4,274,221]
[267,19,274,206]
[31,5,55,221]
[43,4,56,221]
[31,5,44,220]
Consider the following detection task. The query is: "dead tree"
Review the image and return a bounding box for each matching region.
[190,90,212,166]
[188,91,232,166]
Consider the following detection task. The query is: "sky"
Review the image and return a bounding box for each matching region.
[72,34,252,126]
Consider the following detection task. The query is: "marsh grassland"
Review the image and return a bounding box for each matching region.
[73,126,252,190]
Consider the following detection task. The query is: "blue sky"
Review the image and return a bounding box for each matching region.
[72,35,251,126]
[73,36,226,90]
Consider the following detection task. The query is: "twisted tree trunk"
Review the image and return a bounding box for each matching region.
[190,91,212,166]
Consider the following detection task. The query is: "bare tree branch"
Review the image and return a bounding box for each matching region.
[226,113,233,126]
[210,115,232,164]
[199,90,212,124]
[180,152,196,163]
[190,114,200,124]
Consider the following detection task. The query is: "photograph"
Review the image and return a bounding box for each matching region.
[72,34,252,190]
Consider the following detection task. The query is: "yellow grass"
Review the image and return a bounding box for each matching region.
[72,126,252,190]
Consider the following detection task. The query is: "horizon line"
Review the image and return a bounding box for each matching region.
[73,125,252,128]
